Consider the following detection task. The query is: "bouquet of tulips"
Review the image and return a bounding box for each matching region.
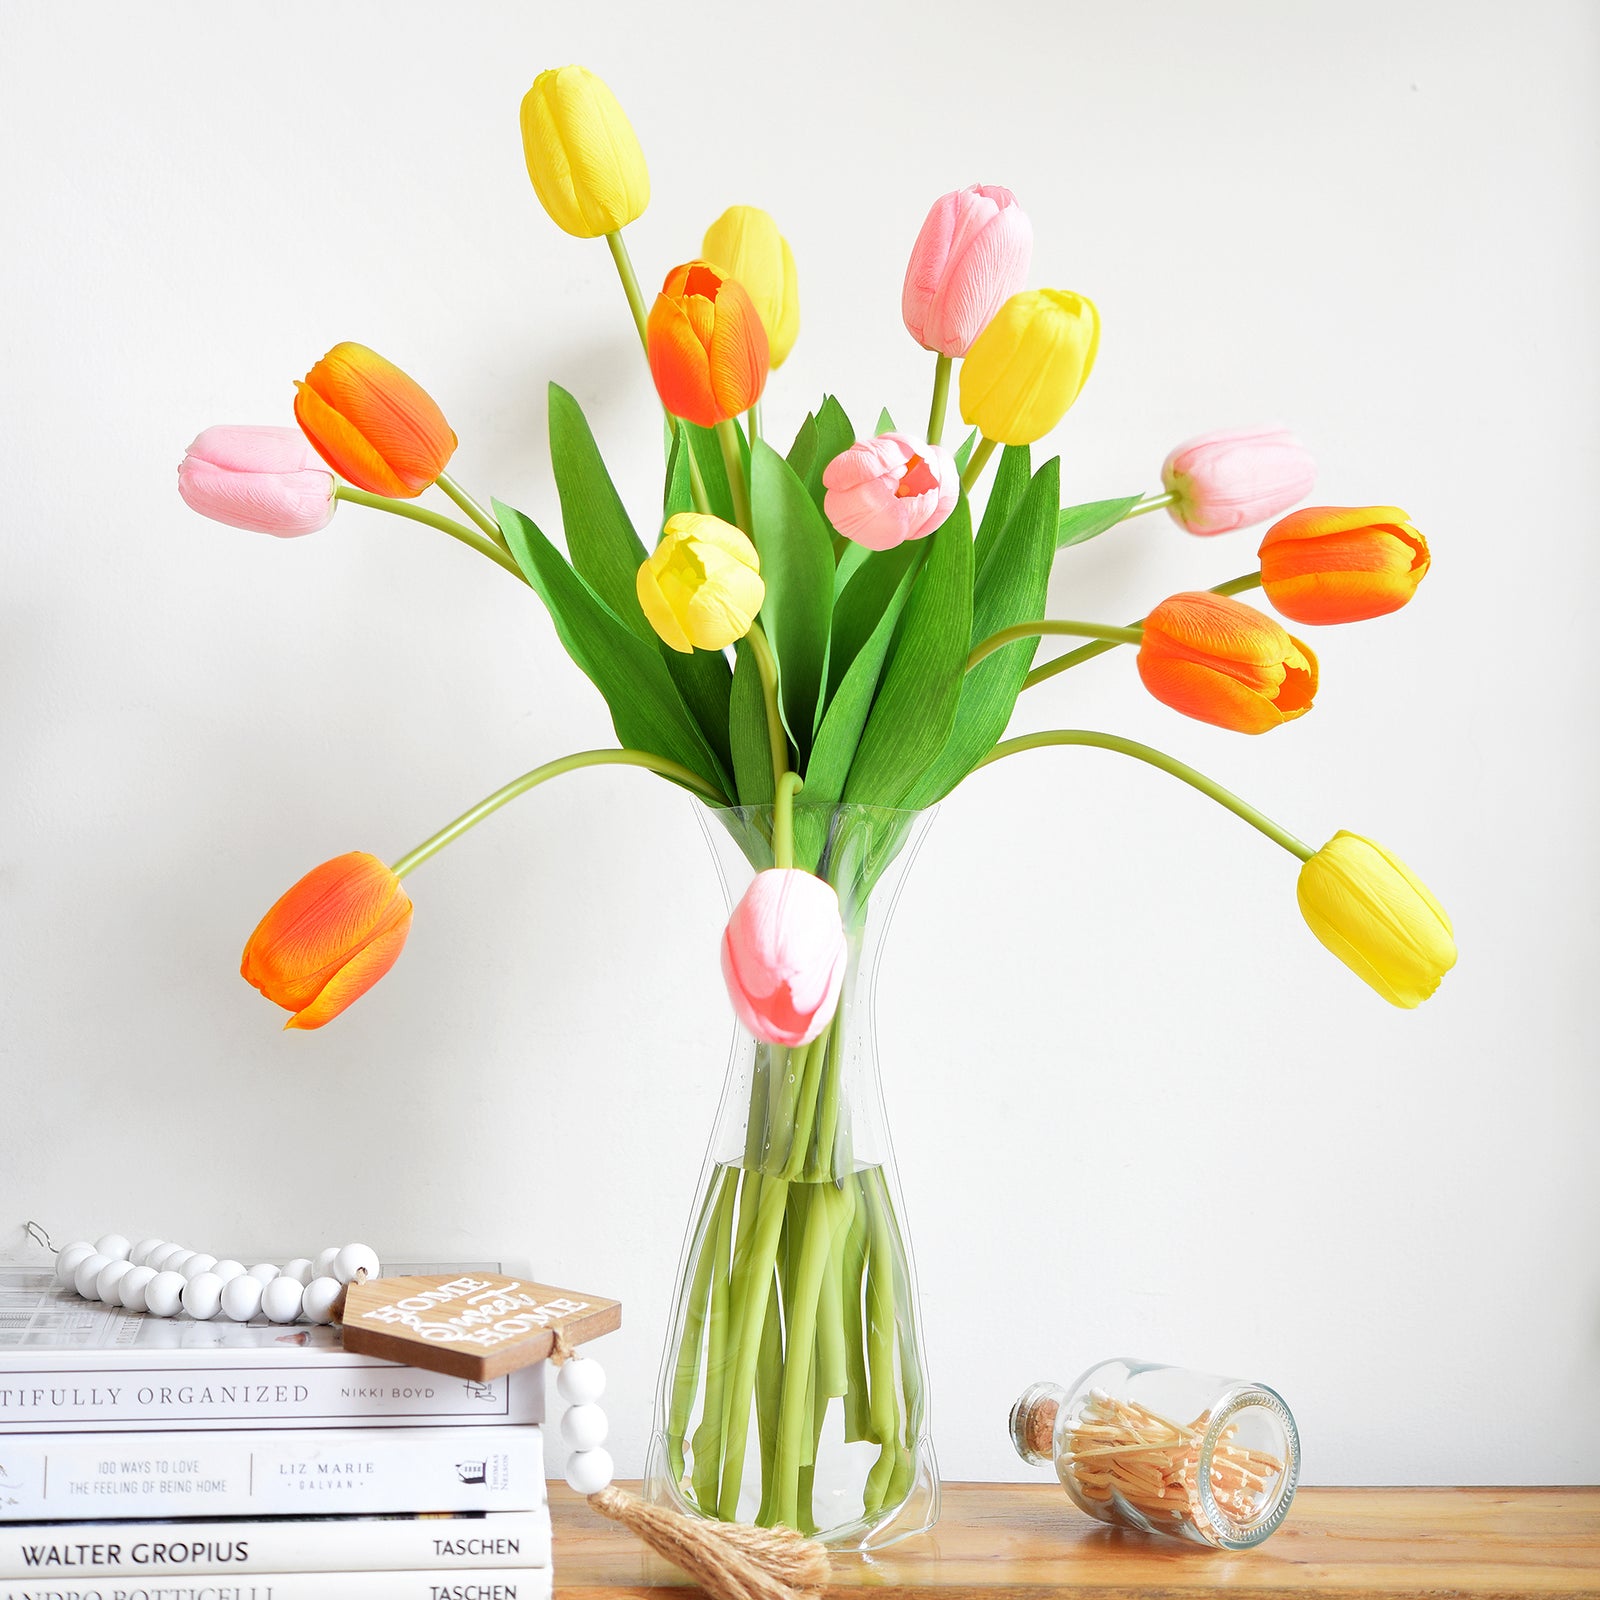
[177,63,1454,1537]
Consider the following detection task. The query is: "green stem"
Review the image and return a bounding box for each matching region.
[1022,570,1263,690]
[715,418,753,534]
[974,728,1314,859]
[771,770,802,872]
[967,619,1144,672]
[746,624,790,800]
[604,229,651,353]
[332,486,527,582]
[747,402,763,447]
[689,1176,738,1511]
[434,471,508,548]
[666,1168,732,1488]
[389,749,727,878]
[959,434,999,495]
[926,353,952,447]
[1121,489,1177,520]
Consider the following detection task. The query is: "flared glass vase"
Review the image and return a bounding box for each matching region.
[643,803,939,1548]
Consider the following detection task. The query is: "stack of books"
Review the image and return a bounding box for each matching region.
[0,1259,552,1598]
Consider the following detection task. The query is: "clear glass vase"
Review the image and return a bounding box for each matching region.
[643,802,939,1548]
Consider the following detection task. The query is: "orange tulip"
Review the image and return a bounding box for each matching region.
[1137,591,1318,733]
[293,342,457,499]
[1259,505,1430,624]
[241,852,413,1030]
[646,261,769,427]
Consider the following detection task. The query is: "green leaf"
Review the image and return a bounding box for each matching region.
[953,427,979,472]
[728,638,774,807]
[547,383,653,641]
[832,540,871,601]
[683,421,737,523]
[785,412,818,484]
[800,395,855,511]
[905,457,1061,808]
[843,499,974,808]
[875,407,895,435]
[750,441,835,759]
[496,499,730,799]
[972,444,1031,597]
[664,429,695,520]
[825,541,921,704]
[1058,494,1143,549]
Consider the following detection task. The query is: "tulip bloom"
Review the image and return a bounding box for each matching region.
[1259,505,1430,625]
[959,289,1099,446]
[822,433,959,550]
[293,343,457,500]
[702,205,799,368]
[721,869,848,1047]
[519,65,649,238]
[178,426,335,536]
[637,512,765,652]
[1298,832,1455,1007]
[1138,591,1318,733]
[902,184,1032,358]
[647,262,769,427]
[241,852,413,1030]
[1161,426,1316,537]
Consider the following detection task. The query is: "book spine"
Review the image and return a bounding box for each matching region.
[0,1510,551,1579]
[0,1366,542,1435]
[0,1569,552,1600]
[0,1427,547,1521]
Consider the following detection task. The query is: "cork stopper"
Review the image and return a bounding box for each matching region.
[1009,1382,1065,1465]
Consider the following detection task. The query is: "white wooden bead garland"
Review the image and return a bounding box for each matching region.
[557,1354,613,1495]
[52,1233,379,1326]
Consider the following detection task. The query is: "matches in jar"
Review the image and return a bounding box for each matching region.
[1010,1358,1300,1549]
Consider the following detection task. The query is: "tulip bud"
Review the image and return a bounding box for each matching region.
[1138,591,1318,733]
[293,343,457,500]
[822,433,959,551]
[1297,832,1455,1008]
[1161,426,1316,537]
[637,512,765,653]
[178,426,335,536]
[1259,505,1430,625]
[721,869,848,1047]
[702,206,799,369]
[520,65,649,238]
[241,853,413,1030]
[902,185,1033,359]
[958,289,1099,447]
[647,261,769,427]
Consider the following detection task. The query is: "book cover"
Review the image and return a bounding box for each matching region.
[0,1570,552,1599]
[0,1426,546,1521]
[0,1509,550,1578]
[0,1267,542,1434]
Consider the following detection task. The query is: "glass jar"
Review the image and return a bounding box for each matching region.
[1011,1358,1300,1549]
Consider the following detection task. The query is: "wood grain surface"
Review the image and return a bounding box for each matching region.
[549,1481,1600,1599]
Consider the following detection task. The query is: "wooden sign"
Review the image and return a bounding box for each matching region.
[338,1272,621,1381]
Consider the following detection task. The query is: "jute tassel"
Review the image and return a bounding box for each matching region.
[585,1484,831,1600]
[548,1330,830,1600]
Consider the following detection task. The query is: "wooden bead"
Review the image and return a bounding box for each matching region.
[334,1244,380,1285]
[302,1277,343,1325]
[118,1265,157,1312]
[144,1271,186,1317]
[212,1259,246,1285]
[163,1250,197,1275]
[221,1275,264,1322]
[557,1357,606,1406]
[181,1272,225,1320]
[73,1253,112,1299]
[247,1263,280,1285]
[94,1234,131,1263]
[95,1260,134,1305]
[261,1275,305,1324]
[146,1244,185,1272]
[55,1244,94,1285]
[311,1247,341,1279]
[180,1253,219,1281]
[282,1258,313,1286]
[560,1403,608,1452]
[565,1447,614,1495]
[130,1238,165,1268]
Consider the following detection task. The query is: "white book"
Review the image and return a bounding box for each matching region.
[0,1267,542,1434]
[0,1427,546,1521]
[0,1570,552,1600]
[0,1509,551,1579]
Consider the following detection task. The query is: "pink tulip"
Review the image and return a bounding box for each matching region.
[178,425,337,536]
[902,185,1032,358]
[822,433,959,551]
[720,868,848,1048]
[1160,426,1317,537]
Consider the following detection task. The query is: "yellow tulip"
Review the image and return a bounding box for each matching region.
[637,513,765,653]
[1297,832,1455,1008]
[702,206,800,368]
[958,289,1099,446]
[519,65,649,238]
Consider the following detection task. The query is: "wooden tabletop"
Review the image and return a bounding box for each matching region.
[550,1482,1600,1599]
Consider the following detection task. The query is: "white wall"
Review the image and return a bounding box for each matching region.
[3,0,1595,1488]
